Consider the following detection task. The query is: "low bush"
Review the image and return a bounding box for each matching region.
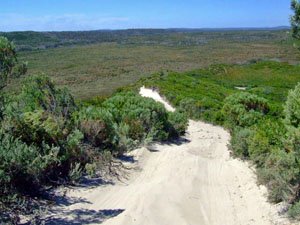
[103,91,173,142]
[289,201,300,219]
[222,92,270,129]
[284,83,300,157]
[230,128,252,158]
[74,107,116,149]
[258,150,299,203]
[178,98,203,119]
[6,75,79,148]
[114,122,138,155]
[0,75,86,202]
[248,131,271,166]
[285,83,300,128]
[75,92,188,155]
[0,36,27,90]
[0,131,60,196]
[167,111,188,138]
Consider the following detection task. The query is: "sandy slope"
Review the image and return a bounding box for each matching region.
[47,87,292,225]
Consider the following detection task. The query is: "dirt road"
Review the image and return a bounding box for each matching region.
[46,87,290,225]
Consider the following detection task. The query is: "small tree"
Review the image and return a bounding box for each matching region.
[284,83,300,156]
[0,36,27,90]
[285,83,300,128]
[0,36,27,120]
[291,0,300,40]
[0,37,17,89]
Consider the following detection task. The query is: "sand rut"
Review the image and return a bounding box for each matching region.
[47,87,291,225]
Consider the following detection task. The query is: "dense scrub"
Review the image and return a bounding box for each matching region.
[5,29,296,99]
[0,37,188,223]
[138,61,300,218]
[3,31,300,221]
[1,29,290,51]
[76,92,188,156]
[0,79,188,222]
[222,92,270,128]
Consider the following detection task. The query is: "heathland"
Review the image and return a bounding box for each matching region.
[2,28,300,223]
[6,29,300,98]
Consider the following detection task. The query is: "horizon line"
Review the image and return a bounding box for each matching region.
[0,25,291,33]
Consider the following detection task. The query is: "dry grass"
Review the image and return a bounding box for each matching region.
[12,32,300,99]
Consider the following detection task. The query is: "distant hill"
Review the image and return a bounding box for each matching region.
[0,27,291,51]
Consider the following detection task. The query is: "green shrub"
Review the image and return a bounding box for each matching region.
[114,122,138,155]
[124,118,144,141]
[289,201,300,219]
[247,119,285,166]
[104,91,187,151]
[66,129,84,149]
[284,83,300,158]
[0,37,17,89]
[251,117,298,204]
[0,130,60,196]
[69,163,83,184]
[17,75,77,117]
[12,62,28,77]
[75,107,116,149]
[14,110,66,146]
[76,92,188,154]
[258,149,300,203]
[85,163,97,178]
[178,98,201,118]
[248,132,270,166]
[177,97,221,123]
[167,111,188,138]
[284,83,300,128]
[6,75,79,149]
[81,96,108,107]
[230,128,252,158]
[222,92,269,128]
[103,91,170,142]
[0,75,86,196]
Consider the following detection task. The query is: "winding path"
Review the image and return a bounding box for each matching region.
[47,87,290,225]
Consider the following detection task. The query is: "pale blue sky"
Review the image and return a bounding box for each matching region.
[0,0,292,31]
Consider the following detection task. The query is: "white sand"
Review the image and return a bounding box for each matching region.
[139,86,175,112]
[235,86,247,91]
[47,87,293,225]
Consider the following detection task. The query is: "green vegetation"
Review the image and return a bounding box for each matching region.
[222,92,270,128]
[0,29,292,51]
[137,60,300,217]
[1,29,298,98]
[0,38,188,223]
[0,37,27,89]
[76,92,187,156]
[0,80,187,222]
[291,0,300,40]
[2,27,300,222]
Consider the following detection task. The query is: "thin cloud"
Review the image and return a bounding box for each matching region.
[0,13,130,31]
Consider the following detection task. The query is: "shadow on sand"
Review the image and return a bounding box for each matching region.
[40,135,190,224]
[167,136,190,145]
[117,155,136,163]
[44,177,114,206]
[39,176,119,224]
[44,208,125,225]
[76,177,114,189]
[146,136,191,152]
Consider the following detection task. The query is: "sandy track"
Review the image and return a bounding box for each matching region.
[47,87,291,225]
